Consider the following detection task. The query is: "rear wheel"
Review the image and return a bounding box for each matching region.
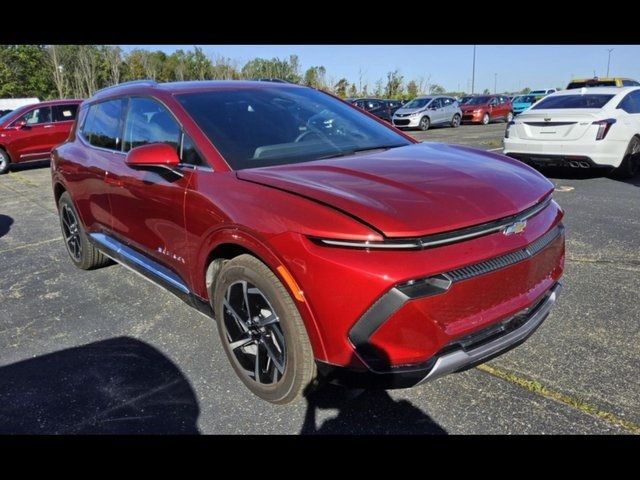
[450,114,461,128]
[213,254,316,404]
[506,111,514,123]
[0,149,11,175]
[481,113,490,125]
[419,116,430,131]
[612,137,640,179]
[58,192,111,270]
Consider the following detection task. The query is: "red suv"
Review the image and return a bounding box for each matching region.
[0,99,82,174]
[51,80,564,404]
[460,94,513,125]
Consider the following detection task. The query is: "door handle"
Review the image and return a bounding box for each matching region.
[44,124,54,128]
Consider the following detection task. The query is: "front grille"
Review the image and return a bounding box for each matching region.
[445,224,563,283]
[393,119,410,125]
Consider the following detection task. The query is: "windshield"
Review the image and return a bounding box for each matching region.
[402,98,431,109]
[513,95,536,103]
[459,96,473,104]
[532,94,614,110]
[464,96,491,105]
[529,90,546,95]
[0,110,14,124]
[177,87,411,170]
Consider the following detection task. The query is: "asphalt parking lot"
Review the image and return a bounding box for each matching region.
[0,122,638,434]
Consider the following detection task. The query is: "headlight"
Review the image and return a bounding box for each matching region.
[410,111,422,117]
[473,109,482,113]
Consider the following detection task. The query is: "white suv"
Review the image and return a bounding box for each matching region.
[503,87,640,178]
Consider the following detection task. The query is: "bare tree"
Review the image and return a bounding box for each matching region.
[103,46,122,86]
[417,75,431,95]
[74,45,99,97]
[46,45,67,98]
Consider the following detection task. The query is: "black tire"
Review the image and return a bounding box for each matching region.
[450,114,461,128]
[0,148,11,175]
[612,137,640,179]
[57,192,111,270]
[419,116,430,131]
[481,112,490,125]
[213,254,316,404]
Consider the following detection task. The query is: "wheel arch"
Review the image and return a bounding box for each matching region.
[198,229,328,361]
[53,181,67,206]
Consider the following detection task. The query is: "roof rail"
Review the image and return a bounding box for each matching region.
[94,79,158,96]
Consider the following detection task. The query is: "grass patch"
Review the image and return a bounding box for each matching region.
[477,363,640,434]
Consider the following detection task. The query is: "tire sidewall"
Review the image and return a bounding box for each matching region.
[482,113,490,125]
[58,192,91,269]
[213,258,307,404]
[451,114,460,128]
[419,116,430,131]
[0,149,10,174]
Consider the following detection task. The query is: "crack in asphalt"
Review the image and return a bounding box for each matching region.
[0,237,62,254]
[476,364,640,434]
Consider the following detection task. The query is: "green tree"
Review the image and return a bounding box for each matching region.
[483,88,491,94]
[348,83,357,98]
[303,66,326,89]
[520,87,531,93]
[429,84,445,95]
[384,69,403,99]
[241,55,301,83]
[0,45,54,98]
[333,78,349,98]
[406,80,418,99]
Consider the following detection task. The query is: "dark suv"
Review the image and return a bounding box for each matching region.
[348,98,395,122]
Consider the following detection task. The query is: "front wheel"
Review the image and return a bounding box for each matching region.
[450,114,461,128]
[419,116,430,131]
[612,137,640,179]
[0,149,11,175]
[213,254,317,404]
[506,111,514,123]
[481,113,490,125]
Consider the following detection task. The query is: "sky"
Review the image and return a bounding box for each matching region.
[121,45,640,93]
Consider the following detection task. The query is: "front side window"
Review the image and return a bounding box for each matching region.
[181,134,204,166]
[123,97,180,153]
[403,98,431,109]
[177,87,410,170]
[52,104,79,122]
[83,99,125,150]
[16,106,52,126]
[466,96,491,105]
[532,94,614,110]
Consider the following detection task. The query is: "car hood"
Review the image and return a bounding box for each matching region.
[236,143,553,238]
[394,107,425,116]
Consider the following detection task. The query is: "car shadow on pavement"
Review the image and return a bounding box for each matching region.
[6,159,50,173]
[540,166,640,186]
[0,336,200,434]
[0,214,13,238]
[300,383,447,434]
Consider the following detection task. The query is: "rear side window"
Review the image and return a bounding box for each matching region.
[52,104,78,122]
[83,99,126,150]
[123,97,180,153]
[622,79,640,87]
[617,91,640,114]
[532,94,614,109]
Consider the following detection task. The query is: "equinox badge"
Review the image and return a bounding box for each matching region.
[503,220,527,235]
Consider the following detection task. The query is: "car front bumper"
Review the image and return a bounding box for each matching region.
[317,282,562,388]
[392,116,421,128]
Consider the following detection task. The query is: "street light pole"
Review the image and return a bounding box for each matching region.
[606,48,614,77]
[471,45,476,94]
[494,73,497,94]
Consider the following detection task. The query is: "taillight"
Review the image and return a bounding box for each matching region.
[505,120,515,138]
[593,118,616,140]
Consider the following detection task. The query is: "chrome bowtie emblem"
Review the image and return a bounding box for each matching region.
[503,220,527,235]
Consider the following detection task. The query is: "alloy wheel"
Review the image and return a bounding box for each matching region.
[507,112,514,122]
[482,113,490,125]
[222,280,286,385]
[61,204,82,261]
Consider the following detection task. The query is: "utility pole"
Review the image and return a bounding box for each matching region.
[607,48,614,77]
[494,73,497,94]
[471,45,476,94]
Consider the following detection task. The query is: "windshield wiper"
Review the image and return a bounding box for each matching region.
[316,144,406,161]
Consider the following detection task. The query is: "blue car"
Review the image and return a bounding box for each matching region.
[511,94,542,115]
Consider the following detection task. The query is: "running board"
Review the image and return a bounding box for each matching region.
[89,233,190,296]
